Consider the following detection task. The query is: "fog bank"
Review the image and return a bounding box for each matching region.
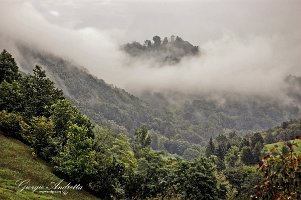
[0,0,300,97]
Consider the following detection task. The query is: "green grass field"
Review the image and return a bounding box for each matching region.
[263,139,301,154]
[0,133,99,200]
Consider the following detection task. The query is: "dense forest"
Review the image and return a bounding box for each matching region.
[1,49,301,199]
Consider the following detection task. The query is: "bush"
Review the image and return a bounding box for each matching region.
[0,110,25,140]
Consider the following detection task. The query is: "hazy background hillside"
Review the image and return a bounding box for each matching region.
[9,44,300,156]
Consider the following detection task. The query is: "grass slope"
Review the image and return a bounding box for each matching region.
[263,139,301,154]
[0,133,98,200]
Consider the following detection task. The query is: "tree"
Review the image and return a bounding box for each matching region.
[20,65,64,118]
[89,126,127,199]
[53,124,96,183]
[133,126,151,157]
[264,131,275,144]
[174,157,226,200]
[206,137,216,157]
[144,40,152,48]
[0,110,24,140]
[241,146,254,165]
[250,132,264,148]
[281,121,289,129]
[162,37,168,45]
[252,142,263,163]
[152,36,161,47]
[111,133,137,170]
[240,137,250,149]
[0,49,20,83]
[50,99,93,146]
[252,142,301,199]
[21,116,56,161]
[126,150,170,199]
[215,134,230,160]
[224,166,260,199]
[224,146,240,168]
[0,80,22,112]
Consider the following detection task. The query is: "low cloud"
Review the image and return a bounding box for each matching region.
[0,0,300,99]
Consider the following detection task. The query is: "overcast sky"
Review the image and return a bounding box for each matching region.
[25,0,301,44]
[0,0,300,96]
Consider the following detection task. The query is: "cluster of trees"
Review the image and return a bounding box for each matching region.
[262,119,301,144]
[122,35,199,64]
[0,49,228,199]
[204,132,265,198]
[204,117,301,199]
[206,132,264,167]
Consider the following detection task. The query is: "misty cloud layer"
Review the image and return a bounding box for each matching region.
[0,0,300,97]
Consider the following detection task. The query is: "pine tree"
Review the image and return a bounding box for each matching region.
[0,49,20,83]
[206,137,216,157]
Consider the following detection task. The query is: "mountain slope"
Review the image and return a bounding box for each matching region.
[0,133,98,200]
[15,45,301,154]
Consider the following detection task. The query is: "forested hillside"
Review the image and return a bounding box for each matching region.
[0,49,230,199]
[14,44,301,156]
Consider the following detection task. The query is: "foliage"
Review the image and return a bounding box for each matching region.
[174,157,226,200]
[205,137,215,157]
[240,146,254,165]
[0,80,22,112]
[224,166,260,199]
[0,134,98,200]
[19,65,64,118]
[0,49,20,83]
[224,146,240,168]
[122,35,199,64]
[53,124,96,183]
[252,142,301,199]
[21,116,55,160]
[0,110,25,140]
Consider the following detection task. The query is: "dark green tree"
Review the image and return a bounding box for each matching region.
[21,116,56,160]
[241,146,254,165]
[252,142,263,163]
[250,132,264,148]
[133,125,151,157]
[53,124,96,183]
[174,157,226,200]
[215,134,230,160]
[0,49,20,83]
[224,166,260,199]
[264,131,275,144]
[206,137,216,157]
[20,65,64,118]
[0,80,22,112]
[224,146,240,167]
[0,110,24,139]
